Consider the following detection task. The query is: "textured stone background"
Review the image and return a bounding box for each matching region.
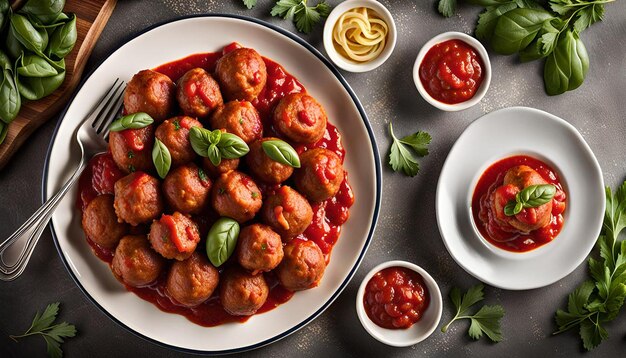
[1,1,625,356]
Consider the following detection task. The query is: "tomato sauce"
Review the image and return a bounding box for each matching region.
[363,267,429,329]
[471,155,567,253]
[77,43,354,327]
[419,39,484,104]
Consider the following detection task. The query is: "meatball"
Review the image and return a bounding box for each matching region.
[155,116,202,167]
[109,125,155,173]
[111,235,165,287]
[166,252,219,307]
[149,212,201,261]
[202,157,239,178]
[211,171,262,223]
[219,266,269,316]
[246,138,294,184]
[82,194,127,249]
[114,172,164,226]
[124,69,175,122]
[215,48,267,101]
[163,163,212,214]
[237,224,284,274]
[209,101,262,144]
[276,239,325,291]
[294,148,344,202]
[273,93,327,144]
[261,186,313,239]
[176,68,223,118]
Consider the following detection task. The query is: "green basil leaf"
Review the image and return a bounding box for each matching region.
[205,217,240,267]
[6,26,27,59]
[109,112,154,132]
[10,13,48,55]
[208,143,221,166]
[209,129,222,144]
[504,201,517,216]
[17,67,64,100]
[152,138,171,179]
[0,120,7,144]
[476,3,518,42]
[0,69,21,124]
[48,13,76,60]
[17,54,57,77]
[217,132,249,159]
[21,0,65,25]
[491,8,554,55]
[544,30,589,96]
[261,139,300,168]
[514,201,523,214]
[519,20,560,62]
[0,0,9,32]
[0,49,12,70]
[521,184,556,208]
[189,126,213,157]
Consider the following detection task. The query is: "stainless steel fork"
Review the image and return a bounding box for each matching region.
[0,79,126,281]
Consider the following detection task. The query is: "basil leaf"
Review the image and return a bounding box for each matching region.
[189,126,213,157]
[21,0,65,25]
[261,139,300,168]
[218,132,249,159]
[10,13,48,55]
[208,143,221,166]
[0,49,11,71]
[0,0,9,32]
[17,67,64,100]
[208,128,221,145]
[47,13,76,60]
[205,217,240,267]
[0,121,7,145]
[504,201,517,216]
[476,3,518,42]
[17,54,57,77]
[520,184,556,207]
[109,112,154,132]
[152,138,171,179]
[491,8,554,55]
[6,26,27,59]
[0,68,21,124]
[544,30,589,96]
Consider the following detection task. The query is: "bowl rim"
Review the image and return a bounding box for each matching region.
[412,31,492,111]
[322,0,397,73]
[355,260,443,347]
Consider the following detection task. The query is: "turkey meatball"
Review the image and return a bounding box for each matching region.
[215,48,267,101]
[246,138,294,184]
[109,125,155,173]
[202,157,239,178]
[166,252,219,307]
[82,194,127,249]
[237,224,284,274]
[112,235,165,287]
[114,172,164,226]
[124,69,175,122]
[211,171,262,223]
[149,212,201,261]
[273,93,327,144]
[209,101,262,144]
[155,116,202,167]
[261,186,313,239]
[276,239,325,291]
[176,68,223,118]
[163,163,212,214]
[219,266,269,316]
[294,148,344,202]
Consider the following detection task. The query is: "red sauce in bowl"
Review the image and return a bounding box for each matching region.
[471,155,567,253]
[363,267,429,329]
[419,39,484,104]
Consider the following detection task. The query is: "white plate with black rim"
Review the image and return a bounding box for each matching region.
[43,15,381,354]
[436,107,604,290]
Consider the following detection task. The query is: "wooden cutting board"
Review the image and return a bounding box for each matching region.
[0,0,117,170]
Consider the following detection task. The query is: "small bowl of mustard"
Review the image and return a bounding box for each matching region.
[323,0,397,73]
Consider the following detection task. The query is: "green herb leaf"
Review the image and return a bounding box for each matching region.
[217,132,249,159]
[0,68,21,124]
[198,167,208,182]
[399,131,431,157]
[189,126,213,157]
[544,29,589,95]
[573,4,604,32]
[206,217,240,267]
[0,121,8,145]
[476,3,519,42]
[47,13,77,60]
[261,139,301,168]
[491,8,555,55]
[242,0,257,9]
[17,55,58,77]
[16,66,65,100]
[208,143,221,166]
[21,0,65,25]
[10,13,48,55]
[504,184,556,216]
[388,122,430,177]
[271,0,331,34]
[109,112,154,132]
[152,138,171,179]
[438,0,457,18]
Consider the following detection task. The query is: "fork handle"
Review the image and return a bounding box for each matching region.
[0,160,86,281]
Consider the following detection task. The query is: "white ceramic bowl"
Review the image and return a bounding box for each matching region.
[356,261,442,347]
[323,0,397,72]
[412,31,491,111]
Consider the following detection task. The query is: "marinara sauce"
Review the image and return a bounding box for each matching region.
[363,267,429,329]
[471,155,567,253]
[419,39,484,104]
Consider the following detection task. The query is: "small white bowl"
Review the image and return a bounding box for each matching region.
[412,31,491,111]
[356,260,443,347]
[323,0,397,72]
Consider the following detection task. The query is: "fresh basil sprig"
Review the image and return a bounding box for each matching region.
[109,112,154,132]
[504,184,556,216]
[152,138,171,179]
[189,127,249,166]
[261,139,301,168]
[205,217,240,267]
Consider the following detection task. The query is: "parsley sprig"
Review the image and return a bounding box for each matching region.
[9,302,77,358]
[554,181,626,350]
[441,284,505,342]
[388,121,431,177]
[242,0,330,34]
